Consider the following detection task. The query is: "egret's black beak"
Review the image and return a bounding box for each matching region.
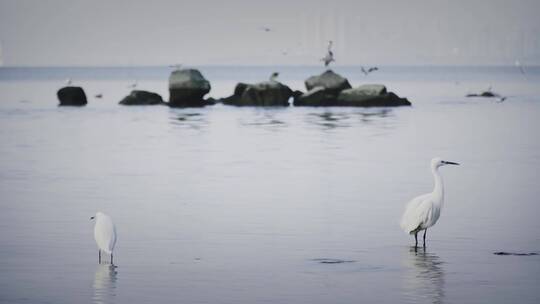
[443,161,460,165]
[90,216,95,220]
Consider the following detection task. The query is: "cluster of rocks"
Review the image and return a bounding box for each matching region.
[293,70,410,107]
[57,69,411,108]
[220,81,298,106]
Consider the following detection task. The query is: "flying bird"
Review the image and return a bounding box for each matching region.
[127,80,138,89]
[321,40,335,67]
[361,66,379,76]
[168,63,183,70]
[91,212,117,264]
[400,158,459,249]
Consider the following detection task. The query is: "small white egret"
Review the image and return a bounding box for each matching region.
[400,158,459,248]
[90,212,117,264]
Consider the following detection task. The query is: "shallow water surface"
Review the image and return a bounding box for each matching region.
[0,66,539,303]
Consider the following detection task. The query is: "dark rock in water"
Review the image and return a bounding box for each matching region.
[312,258,356,264]
[336,85,411,107]
[466,91,498,98]
[57,86,87,106]
[168,69,212,107]
[305,70,352,93]
[119,90,164,105]
[493,251,538,256]
[221,80,293,106]
[296,71,410,107]
[293,86,339,106]
[294,84,411,107]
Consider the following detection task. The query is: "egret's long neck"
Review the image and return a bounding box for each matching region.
[431,165,444,204]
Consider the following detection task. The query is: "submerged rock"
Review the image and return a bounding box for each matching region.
[57,86,87,106]
[168,69,212,107]
[119,90,164,105]
[493,251,538,256]
[305,70,351,93]
[294,83,411,107]
[293,86,337,106]
[335,84,411,107]
[466,91,498,98]
[221,80,293,106]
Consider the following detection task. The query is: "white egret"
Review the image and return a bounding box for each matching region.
[90,212,117,264]
[400,158,459,248]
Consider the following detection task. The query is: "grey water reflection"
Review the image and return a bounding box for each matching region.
[402,248,445,304]
[306,108,396,130]
[169,112,207,129]
[93,264,118,304]
[355,108,393,123]
[239,110,287,130]
[306,111,351,129]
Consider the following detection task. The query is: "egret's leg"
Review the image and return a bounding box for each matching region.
[423,229,427,248]
[111,253,113,265]
[414,232,418,248]
[99,250,101,264]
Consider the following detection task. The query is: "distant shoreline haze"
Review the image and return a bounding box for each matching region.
[0,0,539,66]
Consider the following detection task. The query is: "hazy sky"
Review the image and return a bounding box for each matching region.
[1,0,539,66]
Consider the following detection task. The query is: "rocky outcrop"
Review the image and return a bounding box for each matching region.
[466,91,497,98]
[293,86,337,106]
[57,86,87,106]
[221,81,294,106]
[119,90,164,105]
[305,70,351,93]
[168,69,212,107]
[335,85,411,107]
[294,70,411,107]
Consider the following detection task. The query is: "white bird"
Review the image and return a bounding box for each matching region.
[90,212,117,264]
[400,158,459,249]
[65,78,73,86]
[321,40,335,67]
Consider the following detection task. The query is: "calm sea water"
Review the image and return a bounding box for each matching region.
[0,66,539,304]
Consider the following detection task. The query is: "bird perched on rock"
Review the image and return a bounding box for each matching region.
[269,72,279,81]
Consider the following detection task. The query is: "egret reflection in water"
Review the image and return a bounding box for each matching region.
[402,248,445,304]
[93,264,118,304]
